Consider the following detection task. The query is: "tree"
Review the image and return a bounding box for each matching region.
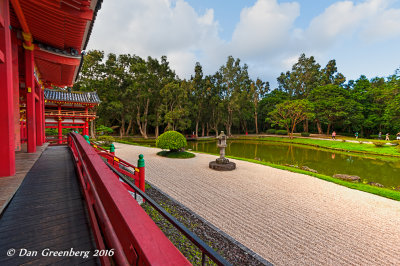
[159,81,190,131]
[190,62,207,137]
[219,56,250,136]
[277,53,321,99]
[268,99,314,139]
[310,84,357,135]
[250,78,269,134]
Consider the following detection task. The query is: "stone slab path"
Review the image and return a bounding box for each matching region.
[115,143,400,266]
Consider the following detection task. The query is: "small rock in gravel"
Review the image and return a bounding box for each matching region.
[333,174,361,182]
[368,182,384,188]
[301,166,318,173]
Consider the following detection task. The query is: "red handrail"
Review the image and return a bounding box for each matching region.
[68,132,190,265]
[90,142,145,193]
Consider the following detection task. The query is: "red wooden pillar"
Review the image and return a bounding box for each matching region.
[42,90,45,143]
[84,106,89,136]
[12,32,21,151]
[35,85,43,146]
[58,118,62,144]
[0,0,16,176]
[25,49,36,153]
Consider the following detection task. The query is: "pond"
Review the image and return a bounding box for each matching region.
[182,140,400,188]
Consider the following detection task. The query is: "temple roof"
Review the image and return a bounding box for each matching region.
[10,0,103,87]
[44,89,101,104]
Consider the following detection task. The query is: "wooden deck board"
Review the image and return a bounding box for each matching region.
[0,146,100,265]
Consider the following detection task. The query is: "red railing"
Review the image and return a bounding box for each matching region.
[68,132,190,265]
[90,142,145,193]
[46,135,68,144]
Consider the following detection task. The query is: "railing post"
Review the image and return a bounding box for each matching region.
[110,143,115,155]
[138,154,145,192]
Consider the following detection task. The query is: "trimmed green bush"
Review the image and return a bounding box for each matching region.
[301,132,310,137]
[276,130,288,135]
[266,129,276,134]
[97,135,115,146]
[156,131,187,152]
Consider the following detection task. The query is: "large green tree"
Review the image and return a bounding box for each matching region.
[268,99,314,139]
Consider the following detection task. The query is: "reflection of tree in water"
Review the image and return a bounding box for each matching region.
[195,140,400,187]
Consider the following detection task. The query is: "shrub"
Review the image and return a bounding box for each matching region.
[96,125,113,134]
[156,131,187,152]
[266,129,276,134]
[276,130,288,135]
[301,132,310,137]
[372,141,385,147]
[97,135,115,146]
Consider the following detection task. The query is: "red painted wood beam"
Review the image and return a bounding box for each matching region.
[10,0,34,50]
[0,0,16,176]
[35,48,81,65]
[28,0,94,20]
[25,49,36,153]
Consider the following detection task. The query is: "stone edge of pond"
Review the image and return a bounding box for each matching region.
[145,181,272,266]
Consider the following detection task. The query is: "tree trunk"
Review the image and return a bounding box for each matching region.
[155,125,159,138]
[255,112,258,134]
[126,118,133,136]
[303,119,309,133]
[120,116,125,138]
[201,123,205,137]
[90,120,96,139]
[316,119,323,134]
[195,121,199,137]
[206,123,210,136]
[326,123,331,136]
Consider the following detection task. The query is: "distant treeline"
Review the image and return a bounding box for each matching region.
[74,51,400,138]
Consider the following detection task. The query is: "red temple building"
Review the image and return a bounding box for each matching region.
[44,89,100,144]
[0,0,102,176]
[0,1,227,265]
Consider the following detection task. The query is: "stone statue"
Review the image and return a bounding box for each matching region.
[209,131,236,171]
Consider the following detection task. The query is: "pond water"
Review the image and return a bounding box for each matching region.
[181,140,400,188]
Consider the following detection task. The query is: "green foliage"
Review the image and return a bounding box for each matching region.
[156,131,187,152]
[157,151,195,159]
[301,132,310,137]
[266,129,276,134]
[276,130,288,135]
[268,99,314,139]
[97,135,115,146]
[96,125,113,134]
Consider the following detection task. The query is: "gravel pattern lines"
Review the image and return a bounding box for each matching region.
[115,143,400,266]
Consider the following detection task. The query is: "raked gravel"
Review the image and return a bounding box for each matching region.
[115,143,400,266]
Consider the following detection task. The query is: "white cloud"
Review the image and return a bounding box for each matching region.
[87,0,400,86]
[230,0,300,59]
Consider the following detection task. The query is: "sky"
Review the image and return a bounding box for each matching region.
[87,0,400,88]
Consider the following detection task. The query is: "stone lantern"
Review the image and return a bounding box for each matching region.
[209,131,236,171]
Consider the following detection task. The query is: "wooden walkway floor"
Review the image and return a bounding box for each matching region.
[0,146,99,265]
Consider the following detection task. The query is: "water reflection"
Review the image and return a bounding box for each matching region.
[185,140,400,187]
